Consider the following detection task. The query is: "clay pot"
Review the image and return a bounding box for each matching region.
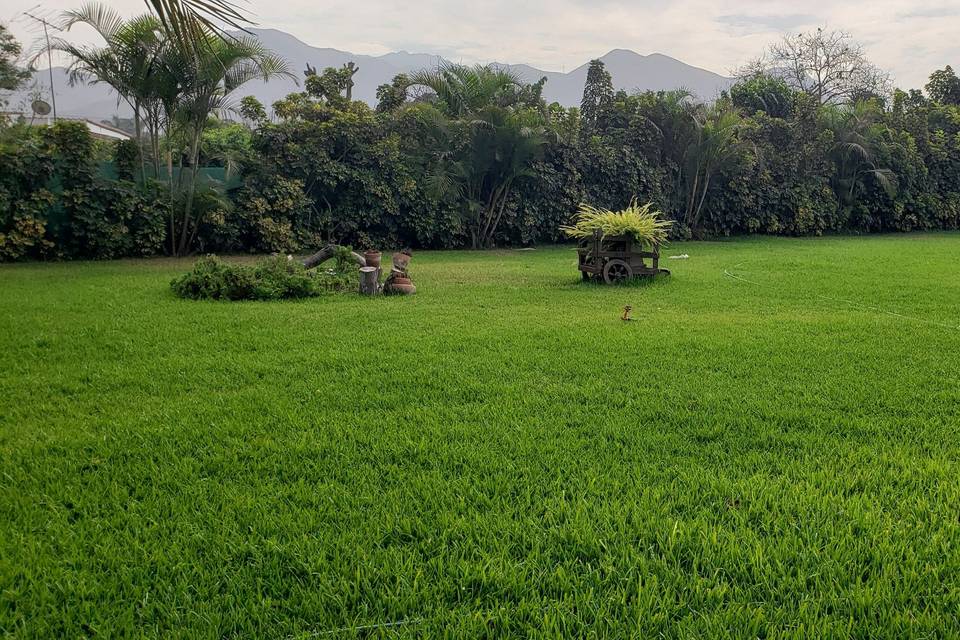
[363,250,382,268]
[392,276,412,286]
[387,283,416,295]
[392,251,411,271]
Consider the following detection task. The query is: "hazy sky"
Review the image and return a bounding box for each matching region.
[5,0,959,89]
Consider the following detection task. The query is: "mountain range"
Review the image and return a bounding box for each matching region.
[8,28,733,120]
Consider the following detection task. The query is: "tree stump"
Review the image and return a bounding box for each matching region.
[359,266,381,295]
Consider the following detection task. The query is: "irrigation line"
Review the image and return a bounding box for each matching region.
[813,294,960,330]
[722,262,761,286]
[722,263,960,331]
[292,617,424,638]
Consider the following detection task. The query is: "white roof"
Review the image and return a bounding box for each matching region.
[0,113,133,140]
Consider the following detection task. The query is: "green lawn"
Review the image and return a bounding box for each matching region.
[2,235,960,638]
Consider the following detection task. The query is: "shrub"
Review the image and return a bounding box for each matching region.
[114,139,141,180]
[249,255,321,300]
[0,191,56,260]
[127,182,169,256]
[63,179,170,259]
[561,200,672,246]
[170,256,257,300]
[1,123,170,261]
[171,254,353,301]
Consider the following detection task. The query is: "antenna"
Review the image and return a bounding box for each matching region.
[22,10,60,120]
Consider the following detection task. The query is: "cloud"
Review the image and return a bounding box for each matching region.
[4,0,959,90]
[717,13,819,33]
[900,6,960,19]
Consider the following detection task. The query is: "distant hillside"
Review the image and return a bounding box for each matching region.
[10,28,733,120]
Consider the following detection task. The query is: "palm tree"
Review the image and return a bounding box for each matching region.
[49,4,166,181]
[682,105,743,229]
[409,64,549,248]
[633,89,699,216]
[166,32,291,254]
[820,100,896,209]
[409,63,525,117]
[634,91,742,230]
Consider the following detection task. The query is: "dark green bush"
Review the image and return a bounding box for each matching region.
[249,255,321,299]
[171,255,353,301]
[170,255,256,300]
[114,139,141,181]
[1,122,171,261]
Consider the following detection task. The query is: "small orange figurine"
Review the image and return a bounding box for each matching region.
[621,305,633,321]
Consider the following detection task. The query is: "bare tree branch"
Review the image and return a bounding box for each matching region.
[736,28,891,105]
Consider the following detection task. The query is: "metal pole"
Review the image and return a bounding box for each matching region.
[24,11,59,121]
[41,19,57,120]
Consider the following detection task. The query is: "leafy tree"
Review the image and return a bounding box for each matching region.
[509,138,585,245]
[376,74,409,113]
[409,63,529,116]
[0,24,31,104]
[730,74,794,118]
[239,95,267,125]
[571,90,667,219]
[926,66,960,105]
[301,62,362,108]
[626,89,699,218]
[143,0,249,53]
[243,87,433,251]
[580,59,613,137]
[200,121,253,178]
[742,29,891,105]
[546,103,580,143]
[706,93,837,235]
[682,105,744,230]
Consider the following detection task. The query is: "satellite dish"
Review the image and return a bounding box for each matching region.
[31,100,52,116]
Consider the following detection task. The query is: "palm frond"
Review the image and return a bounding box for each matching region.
[60,2,125,40]
[145,0,251,48]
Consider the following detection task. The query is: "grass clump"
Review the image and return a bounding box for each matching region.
[561,199,673,246]
[171,255,350,301]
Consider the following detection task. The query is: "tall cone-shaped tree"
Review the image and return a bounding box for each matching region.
[580,59,613,138]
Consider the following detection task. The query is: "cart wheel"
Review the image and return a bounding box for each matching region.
[603,259,633,284]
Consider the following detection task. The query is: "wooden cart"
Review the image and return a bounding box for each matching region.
[577,231,670,284]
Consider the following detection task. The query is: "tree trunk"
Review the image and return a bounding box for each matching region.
[359,266,380,295]
[692,173,712,229]
[133,100,146,184]
[478,184,504,243]
[685,169,700,226]
[167,149,176,255]
[485,180,514,247]
[177,132,202,256]
[149,118,161,180]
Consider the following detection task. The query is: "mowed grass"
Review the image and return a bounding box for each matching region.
[2,235,960,638]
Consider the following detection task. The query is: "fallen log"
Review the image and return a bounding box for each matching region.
[301,244,366,269]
